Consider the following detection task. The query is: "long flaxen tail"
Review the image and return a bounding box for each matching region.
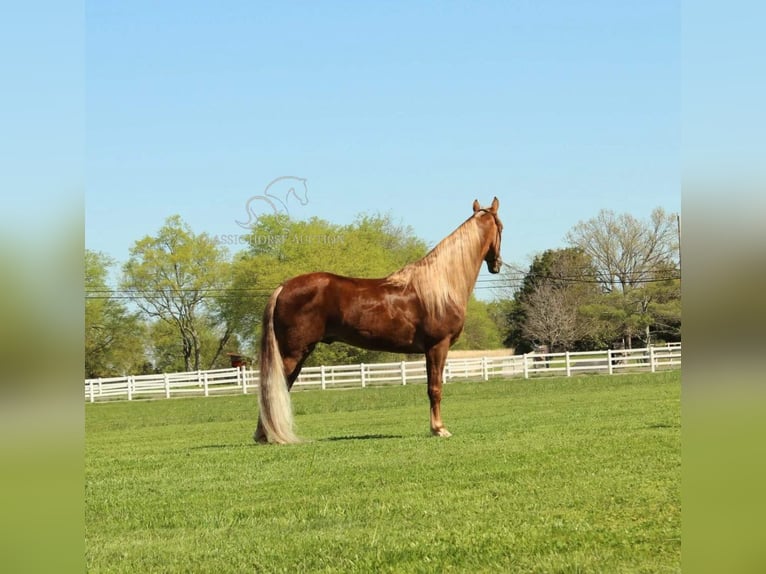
[253,285,300,445]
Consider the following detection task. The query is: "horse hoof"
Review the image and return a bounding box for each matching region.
[432,428,452,438]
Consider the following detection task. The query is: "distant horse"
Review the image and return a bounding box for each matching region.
[236,176,309,229]
[254,198,503,444]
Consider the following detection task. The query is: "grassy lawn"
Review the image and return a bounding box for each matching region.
[85,372,680,573]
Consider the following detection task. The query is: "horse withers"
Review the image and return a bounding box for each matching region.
[255,197,503,444]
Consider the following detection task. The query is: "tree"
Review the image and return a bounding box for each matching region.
[452,297,504,350]
[566,208,680,347]
[121,216,231,371]
[565,208,678,293]
[521,283,581,352]
[644,273,681,342]
[85,250,147,377]
[147,318,185,373]
[503,248,600,352]
[486,298,516,350]
[148,315,242,373]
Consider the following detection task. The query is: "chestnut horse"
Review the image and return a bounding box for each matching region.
[255,197,503,444]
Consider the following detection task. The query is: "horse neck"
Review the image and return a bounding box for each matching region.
[435,215,487,277]
[391,215,490,315]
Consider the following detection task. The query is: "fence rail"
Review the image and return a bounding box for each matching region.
[85,343,681,403]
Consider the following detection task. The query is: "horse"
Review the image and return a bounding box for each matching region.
[254,197,503,444]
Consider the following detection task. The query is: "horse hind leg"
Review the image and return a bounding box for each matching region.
[284,343,316,390]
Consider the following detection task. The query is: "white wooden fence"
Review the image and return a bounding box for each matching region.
[84,343,681,403]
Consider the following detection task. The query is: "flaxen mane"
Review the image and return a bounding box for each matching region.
[386,213,485,316]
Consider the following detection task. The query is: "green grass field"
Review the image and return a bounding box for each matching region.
[86,372,680,573]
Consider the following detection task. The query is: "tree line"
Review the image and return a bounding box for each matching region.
[85,208,680,378]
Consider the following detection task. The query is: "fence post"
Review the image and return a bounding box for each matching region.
[649,346,656,373]
[401,361,407,385]
[89,380,95,403]
[360,363,366,388]
[607,349,613,375]
[444,363,450,383]
[240,366,248,395]
[523,353,529,379]
[320,365,326,390]
[565,352,571,377]
[203,371,209,397]
[127,376,134,401]
[164,373,170,399]
[481,357,489,381]
[98,377,103,398]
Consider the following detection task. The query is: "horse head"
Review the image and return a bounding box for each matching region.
[473,197,503,274]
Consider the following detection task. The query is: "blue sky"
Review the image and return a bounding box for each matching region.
[85,1,679,296]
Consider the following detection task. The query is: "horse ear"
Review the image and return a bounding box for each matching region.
[490,197,499,212]
[472,199,481,213]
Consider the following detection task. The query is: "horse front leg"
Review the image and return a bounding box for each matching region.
[425,340,452,437]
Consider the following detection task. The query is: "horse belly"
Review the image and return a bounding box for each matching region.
[328,301,421,353]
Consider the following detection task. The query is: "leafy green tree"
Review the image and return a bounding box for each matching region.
[85,250,147,377]
[204,261,245,368]
[566,208,680,347]
[580,268,681,348]
[645,274,681,343]
[148,318,184,373]
[121,216,232,371]
[149,315,244,373]
[452,297,503,350]
[486,298,517,350]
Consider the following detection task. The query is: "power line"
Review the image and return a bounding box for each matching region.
[85,272,681,300]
